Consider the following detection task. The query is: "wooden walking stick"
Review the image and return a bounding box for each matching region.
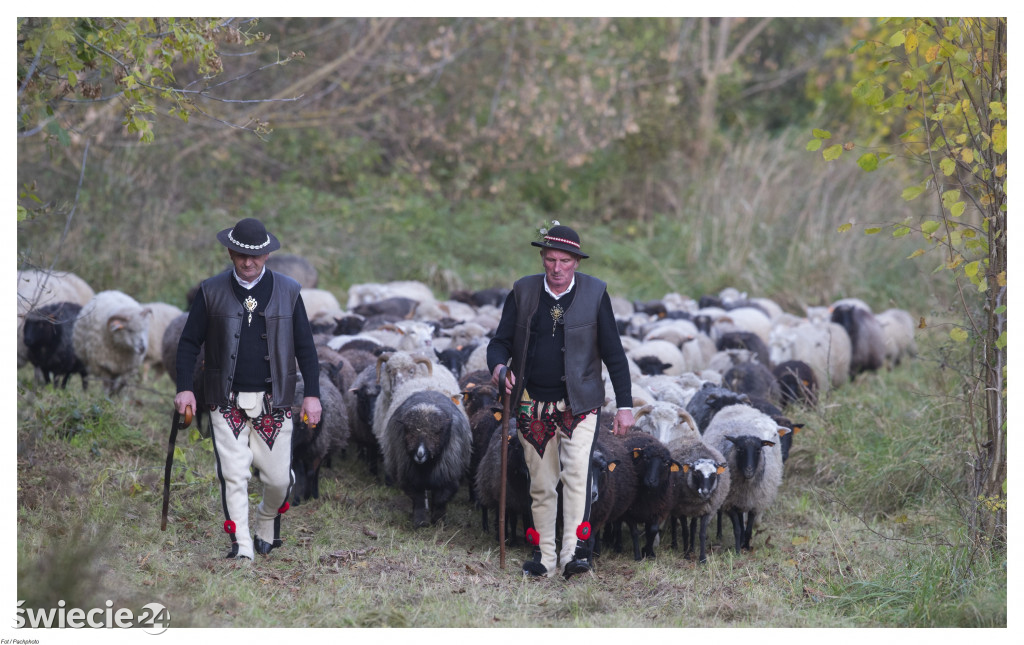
[161,404,193,531]
[498,365,511,569]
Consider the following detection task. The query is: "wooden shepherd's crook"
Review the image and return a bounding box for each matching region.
[498,365,511,569]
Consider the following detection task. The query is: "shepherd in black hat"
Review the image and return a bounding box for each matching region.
[174,217,321,562]
[487,222,634,579]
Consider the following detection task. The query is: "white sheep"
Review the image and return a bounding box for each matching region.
[346,280,435,310]
[709,306,773,346]
[627,339,687,376]
[299,288,344,321]
[72,290,153,395]
[876,308,917,368]
[17,270,95,368]
[632,400,700,446]
[702,404,788,554]
[769,318,852,392]
[141,301,184,376]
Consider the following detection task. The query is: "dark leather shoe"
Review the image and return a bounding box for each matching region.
[563,558,592,579]
[521,560,548,577]
[254,536,282,555]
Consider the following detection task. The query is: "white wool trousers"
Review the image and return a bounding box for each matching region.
[519,400,597,577]
[209,391,294,560]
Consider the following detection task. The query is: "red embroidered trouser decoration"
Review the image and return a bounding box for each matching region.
[517,398,599,576]
[209,391,294,559]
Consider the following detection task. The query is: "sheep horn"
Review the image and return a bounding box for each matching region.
[375,352,393,383]
[633,404,653,420]
[413,356,433,375]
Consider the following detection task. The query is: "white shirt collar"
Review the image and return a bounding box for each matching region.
[544,274,575,300]
[233,266,266,290]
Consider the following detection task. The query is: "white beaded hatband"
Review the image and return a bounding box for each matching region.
[228,230,271,250]
[543,235,580,249]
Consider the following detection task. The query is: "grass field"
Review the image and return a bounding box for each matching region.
[13,325,1006,632]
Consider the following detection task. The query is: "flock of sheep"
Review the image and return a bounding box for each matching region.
[17,255,917,566]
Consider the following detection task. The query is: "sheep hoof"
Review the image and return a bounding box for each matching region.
[412,508,430,528]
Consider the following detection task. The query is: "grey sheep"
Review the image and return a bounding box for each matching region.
[380,390,472,527]
[666,437,730,563]
[722,361,780,403]
[71,290,152,395]
[291,370,350,505]
[473,417,532,545]
[265,253,318,289]
[374,351,470,527]
[831,304,885,378]
[22,301,88,389]
[876,308,917,368]
[702,404,788,554]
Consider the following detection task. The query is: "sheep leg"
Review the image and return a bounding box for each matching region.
[742,510,756,550]
[727,508,744,554]
[411,492,430,528]
[698,514,710,563]
[686,516,699,559]
[642,521,659,559]
[430,482,459,525]
[625,519,643,561]
[669,515,679,550]
[481,505,490,534]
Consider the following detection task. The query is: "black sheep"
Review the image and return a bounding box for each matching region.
[715,331,771,368]
[589,431,636,559]
[772,360,818,407]
[723,361,780,403]
[685,382,751,433]
[619,432,680,560]
[831,304,885,378]
[23,301,87,389]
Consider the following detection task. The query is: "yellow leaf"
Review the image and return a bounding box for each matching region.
[837,223,852,233]
[791,536,809,545]
[925,44,940,62]
[997,271,1006,287]
[950,328,969,343]
[904,31,919,54]
[918,317,927,329]
[894,514,908,524]
[907,249,926,259]
[960,148,974,164]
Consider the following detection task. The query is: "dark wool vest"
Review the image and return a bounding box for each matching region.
[200,269,301,408]
[510,273,606,413]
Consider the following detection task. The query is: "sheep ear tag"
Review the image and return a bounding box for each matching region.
[670,462,681,473]
[632,448,642,459]
[716,465,727,475]
[452,395,461,406]
[681,464,691,473]
[607,462,617,472]
[493,411,502,421]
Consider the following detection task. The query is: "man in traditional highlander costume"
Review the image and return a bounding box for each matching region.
[174,217,321,561]
[488,223,634,579]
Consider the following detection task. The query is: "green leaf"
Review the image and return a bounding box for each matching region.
[950,328,969,343]
[995,331,1006,350]
[902,184,927,201]
[806,139,822,152]
[857,153,879,172]
[964,261,980,277]
[812,128,832,139]
[837,223,852,233]
[940,157,957,176]
[823,144,843,161]
[864,227,882,235]
[921,220,941,235]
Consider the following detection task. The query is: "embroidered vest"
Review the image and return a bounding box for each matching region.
[200,269,301,408]
[510,272,606,413]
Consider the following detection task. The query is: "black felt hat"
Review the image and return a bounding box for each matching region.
[531,224,588,259]
[217,218,281,255]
